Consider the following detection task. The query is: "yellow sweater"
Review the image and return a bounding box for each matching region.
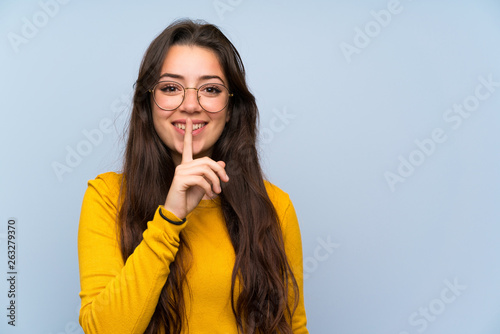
[78,172,308,333]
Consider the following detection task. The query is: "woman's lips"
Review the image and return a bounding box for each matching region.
[172,121,207,135]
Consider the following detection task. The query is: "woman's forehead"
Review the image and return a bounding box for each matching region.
[159,45,227,84]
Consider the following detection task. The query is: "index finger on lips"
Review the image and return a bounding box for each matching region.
[182,118,193,163]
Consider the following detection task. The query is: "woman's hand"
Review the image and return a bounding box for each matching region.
[164,119,229,219]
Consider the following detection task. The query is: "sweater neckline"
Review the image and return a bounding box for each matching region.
[197,196,221,208]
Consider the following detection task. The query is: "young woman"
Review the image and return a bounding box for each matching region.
[78,19,308,334]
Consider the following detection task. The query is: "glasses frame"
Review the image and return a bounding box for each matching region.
[149,80,234,113]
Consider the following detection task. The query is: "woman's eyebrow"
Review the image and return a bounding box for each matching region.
[158,73,225,83]
[159,72,183,80]
[199,75,224,82]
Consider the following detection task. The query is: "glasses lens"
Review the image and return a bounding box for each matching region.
[153,81,184,110]
[198,83,230,113]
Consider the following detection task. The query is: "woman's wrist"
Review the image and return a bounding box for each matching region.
[159,206,186,225]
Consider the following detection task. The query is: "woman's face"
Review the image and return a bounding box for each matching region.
[152,45,230,165]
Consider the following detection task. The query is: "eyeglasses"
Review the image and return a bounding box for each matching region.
[150,81,233,113]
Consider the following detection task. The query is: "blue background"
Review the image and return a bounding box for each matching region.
[1,0,499,333]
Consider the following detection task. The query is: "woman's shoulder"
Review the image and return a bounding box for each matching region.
[94,171,122,181]
[263,181,300,232]
[263,180,293,213]
[86,171,123,199]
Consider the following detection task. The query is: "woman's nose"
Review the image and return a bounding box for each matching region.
[180,88,201,112]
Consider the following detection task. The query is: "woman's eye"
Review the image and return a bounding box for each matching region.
[158,83,182,94]
[203,86,222,95]
[160,86,177,92]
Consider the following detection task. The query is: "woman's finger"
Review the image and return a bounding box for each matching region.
[176,163,222,193]
[184,175,215,197]
[182,118,193,163]
[178,157,229,183]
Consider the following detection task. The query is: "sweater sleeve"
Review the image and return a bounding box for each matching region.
[281,199,309,334]
[78,173,186,334]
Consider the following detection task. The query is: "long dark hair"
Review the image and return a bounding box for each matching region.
[119,19,299,333]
